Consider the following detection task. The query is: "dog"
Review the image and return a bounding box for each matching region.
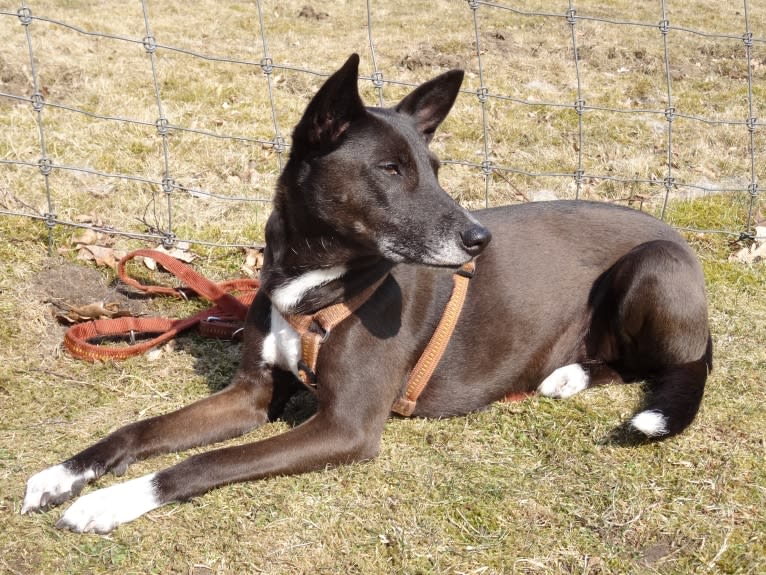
[22,54,711,533]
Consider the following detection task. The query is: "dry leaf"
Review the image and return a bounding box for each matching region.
[77,244,126,269]
[729,225,766,264]
[73,214,106,225]
[146,347,163,361]
[147,340,176,361]
[241,247,264,277]
[70,221,114,248]
[143,242,197,270]
[53,300,133,324]
[72,228,100,246]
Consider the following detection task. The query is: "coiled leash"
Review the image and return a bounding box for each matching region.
[64,249,259,361]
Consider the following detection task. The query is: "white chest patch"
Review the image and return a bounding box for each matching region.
[261,304,302,378]
[270,265,346,313]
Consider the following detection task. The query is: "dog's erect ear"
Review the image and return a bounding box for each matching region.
[395,69,464,143]
[291,54,365,154]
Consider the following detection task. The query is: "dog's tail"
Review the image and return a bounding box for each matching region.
[629,334,712,439]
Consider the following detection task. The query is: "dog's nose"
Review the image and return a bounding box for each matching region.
[460,224,492,256]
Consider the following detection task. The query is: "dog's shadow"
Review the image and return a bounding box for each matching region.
[599,421,659,447]
[175,337,319,428]
[182,336,661,440]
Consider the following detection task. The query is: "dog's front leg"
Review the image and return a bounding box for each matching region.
[56,403,388,533]
[21,366,274,515]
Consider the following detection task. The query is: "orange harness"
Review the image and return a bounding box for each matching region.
[65,251,533,412]
[284,262,476,416]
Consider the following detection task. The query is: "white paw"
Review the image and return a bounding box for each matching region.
[56,473,159,534]
[537,364,589,399]
[21,464,95,514]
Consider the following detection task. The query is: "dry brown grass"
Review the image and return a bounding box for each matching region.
[1,1,766,574]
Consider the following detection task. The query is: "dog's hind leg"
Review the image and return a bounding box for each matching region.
[537,364,590,398]
[589,239,712,440]
[628,334,712,438]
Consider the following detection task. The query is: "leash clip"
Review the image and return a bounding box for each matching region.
[297,360,318,388]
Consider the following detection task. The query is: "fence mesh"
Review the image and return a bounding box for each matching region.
[0,0,763,253]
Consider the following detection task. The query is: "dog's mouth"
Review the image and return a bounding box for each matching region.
[377,238,476,268]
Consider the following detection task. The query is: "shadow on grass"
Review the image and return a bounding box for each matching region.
[175,336,320,427]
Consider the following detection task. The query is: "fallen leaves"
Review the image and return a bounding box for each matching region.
[77,243,127,269]
[729,225,766,264]
[58,220,127,270]
[241,247,264,277]
[142,242,196,270]
[57,218,201,272]
[50,299,134,324]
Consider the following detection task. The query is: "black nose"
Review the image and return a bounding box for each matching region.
[460,224,492,256]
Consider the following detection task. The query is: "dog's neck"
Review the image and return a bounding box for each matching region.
[260,201,392,316]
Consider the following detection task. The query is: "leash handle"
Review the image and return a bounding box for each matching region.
[64,250,259,362]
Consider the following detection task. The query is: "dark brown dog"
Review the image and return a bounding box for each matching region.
[22,54,711,533]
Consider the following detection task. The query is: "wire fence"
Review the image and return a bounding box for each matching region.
[0,0,763,254]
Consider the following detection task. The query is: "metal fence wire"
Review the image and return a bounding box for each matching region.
[0,1,762,252]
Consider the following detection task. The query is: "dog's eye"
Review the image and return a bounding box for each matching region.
[379,162,402,176]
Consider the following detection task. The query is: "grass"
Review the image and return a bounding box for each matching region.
[1,224,765,573]
[2,172,766,574]
[1,1,766,573]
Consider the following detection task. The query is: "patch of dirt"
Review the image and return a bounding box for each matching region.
[39,65,86,101]
[0,54,31,99]
[31,262,146,320]
[639,540,674,567]
[399,44,465,71]
[298,5,328,20]
[481,30,517,56]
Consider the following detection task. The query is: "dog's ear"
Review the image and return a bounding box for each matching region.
[395,69,464,143]
[291,54,365,155]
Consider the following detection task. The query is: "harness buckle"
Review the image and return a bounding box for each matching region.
[297,359,318,388]
[309,320,331,343]
[456,262,475,279]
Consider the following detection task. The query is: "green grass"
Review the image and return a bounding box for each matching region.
[2,194,766,574]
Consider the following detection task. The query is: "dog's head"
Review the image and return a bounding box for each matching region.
[279,53,491,268]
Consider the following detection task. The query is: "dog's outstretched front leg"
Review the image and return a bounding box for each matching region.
[55,406,386,533]
[21,368,274,514]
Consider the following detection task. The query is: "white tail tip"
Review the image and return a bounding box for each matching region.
[630,410,669,437]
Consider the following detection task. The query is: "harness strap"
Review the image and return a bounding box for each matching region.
[286,273,389,387]
[65,253,535,407]
[284,261,481,416]
[391,261,475,416]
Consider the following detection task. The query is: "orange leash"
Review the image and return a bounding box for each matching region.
[64,249,259,361]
